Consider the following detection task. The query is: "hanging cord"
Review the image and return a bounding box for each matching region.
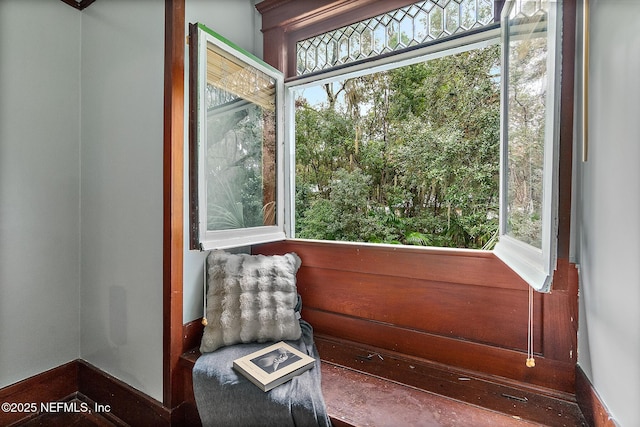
[202,257,208,326]
[526,286,535,367]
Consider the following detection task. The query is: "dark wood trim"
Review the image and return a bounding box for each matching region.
[543,259,579,364]
[254,239,578,394]
[183,318,205,354]
[0,361,78,426]
[556,0,577,266]
[307,308,574,394]
[575,365,618,427]
[257,0,509,77]
[258,0,426,76]
[77,360,171,426]
[163,0,185,410]
[0,360,172,426]
[59,0,96,10]
[188,23,200,251]
[552,0,577,291]
[175,319,206,427]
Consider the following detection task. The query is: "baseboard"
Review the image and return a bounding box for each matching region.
[0,360,173,426]
[575,365,618,427]
[0,361,78,426]
[77,360,171,426]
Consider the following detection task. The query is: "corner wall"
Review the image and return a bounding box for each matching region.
[0,0,81,389]
[577,1,640,425]
[80,0,165,402]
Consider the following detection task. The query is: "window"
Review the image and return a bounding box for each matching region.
[287,1,505,249]
[189,0,562,291]
[188,23,285,250]
[493,0,562,292]
[290,44,501,249]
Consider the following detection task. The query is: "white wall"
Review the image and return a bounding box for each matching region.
[577,1,640,425]
[183,0,263,322]
[0,0,81,388]
[0,0,256,401]
[80,0,165,401]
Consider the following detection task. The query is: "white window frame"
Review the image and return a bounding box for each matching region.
[189,23,286,250]
[493,0,562,292]
[284,1,563,292]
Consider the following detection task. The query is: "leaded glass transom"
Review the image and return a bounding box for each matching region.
[296,0,498,75]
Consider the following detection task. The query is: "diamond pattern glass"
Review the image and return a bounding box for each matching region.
[296,0,543,75]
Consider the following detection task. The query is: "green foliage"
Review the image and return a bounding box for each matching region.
[294,45,501,249]
[206,105,266,230]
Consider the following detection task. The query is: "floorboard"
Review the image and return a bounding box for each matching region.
[14,396,125,427]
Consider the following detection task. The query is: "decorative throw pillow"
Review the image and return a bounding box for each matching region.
[200,250,303,353]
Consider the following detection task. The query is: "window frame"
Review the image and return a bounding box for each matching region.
[282,1,563,292]
[493,0,563,292]
[188,22,287,251]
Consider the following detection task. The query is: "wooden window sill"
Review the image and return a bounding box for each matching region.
[179,335,587,426]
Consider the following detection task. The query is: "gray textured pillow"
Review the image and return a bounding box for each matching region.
[200,250,303,353]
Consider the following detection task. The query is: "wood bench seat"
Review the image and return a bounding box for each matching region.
[177,335,587,426]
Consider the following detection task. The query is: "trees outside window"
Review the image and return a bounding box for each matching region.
[293,45,501,249]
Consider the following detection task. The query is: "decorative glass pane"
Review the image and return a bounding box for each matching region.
[460,0,477,30]
[349,32,361,59]
[296,1,546,75]
[445,1,460,35]
[373,24,386,54]
[429,6,444,39]
[478,0,495,25]
[328,40,338,65]
[387,20,400,50]
[339,38,349,63]
[400,15,414,46]
[362,27,374,55]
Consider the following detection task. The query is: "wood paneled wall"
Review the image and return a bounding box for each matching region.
[254,240,577,395]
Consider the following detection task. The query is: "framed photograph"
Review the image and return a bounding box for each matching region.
[233,342,315,392]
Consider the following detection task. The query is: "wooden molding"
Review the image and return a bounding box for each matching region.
[0,362,78,426]
[163,0,185,410]
[183,318,205,353]
[575,365,618,427]
[257,0,420,76]
[556,0,578,265]
[0,360,172,426]
[77,360,171,426]
[59,0,97,10]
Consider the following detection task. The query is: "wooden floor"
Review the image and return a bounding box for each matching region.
[15,396,125,427]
